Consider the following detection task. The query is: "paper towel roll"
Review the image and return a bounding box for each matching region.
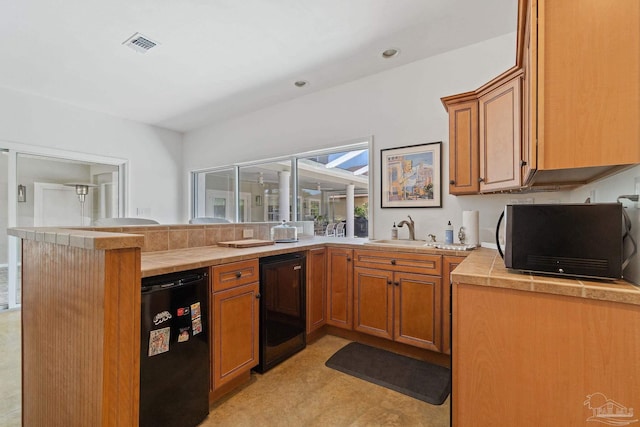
[462,210,479,247]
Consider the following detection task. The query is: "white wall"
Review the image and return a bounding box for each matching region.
[570,165,640,205]
[184,33,574,240]
[0,86,183,224]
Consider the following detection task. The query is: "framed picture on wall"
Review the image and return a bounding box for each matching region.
[380,141,442,208]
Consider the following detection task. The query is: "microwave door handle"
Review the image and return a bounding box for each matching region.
[496,209,505,259]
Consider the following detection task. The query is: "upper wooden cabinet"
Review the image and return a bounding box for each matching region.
[478,71,523,192]
[520,0,640,184]
[443,96,479,195]
[444,0,640,193]
[442,68,523,194]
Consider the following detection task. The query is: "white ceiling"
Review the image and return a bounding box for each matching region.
[0,0,517,133]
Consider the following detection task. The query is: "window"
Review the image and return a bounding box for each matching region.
[191,141,370,236]
[193,167,236,222]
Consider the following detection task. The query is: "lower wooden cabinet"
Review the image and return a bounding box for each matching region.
[326,247,353,329]
[452,283,640,426]
[210,262,260,391]
[306,248,327,334]
[442,256,465,355]
[352,250,443,352]
[354,267,441,352]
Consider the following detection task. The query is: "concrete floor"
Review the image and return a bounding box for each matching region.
[0,309,450,426]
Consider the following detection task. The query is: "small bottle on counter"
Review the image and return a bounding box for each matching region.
[391,222,398,240]
[445,221,454,244]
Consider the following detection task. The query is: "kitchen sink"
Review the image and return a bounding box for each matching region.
[364,239,430,247]
[364,239,476,250]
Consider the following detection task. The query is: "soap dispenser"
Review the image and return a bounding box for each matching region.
[391,222,398,240]
[445,221,454,244]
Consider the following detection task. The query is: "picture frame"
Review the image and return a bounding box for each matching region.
[380,141,442,208]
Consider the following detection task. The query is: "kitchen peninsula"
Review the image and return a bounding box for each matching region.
[10,223,640,426]
[10,223,469,426]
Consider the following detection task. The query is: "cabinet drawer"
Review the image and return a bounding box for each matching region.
[354,250,441,276]
[211,259,259,292]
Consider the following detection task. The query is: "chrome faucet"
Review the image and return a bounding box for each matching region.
[397,215,416,240]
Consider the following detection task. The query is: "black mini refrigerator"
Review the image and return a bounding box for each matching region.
[140,268,209,427]
[255,252,306,373]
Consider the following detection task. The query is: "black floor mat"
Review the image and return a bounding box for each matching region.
[325,342,451,405]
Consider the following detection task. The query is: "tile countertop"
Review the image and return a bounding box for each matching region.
[141,236,474,277]
[452,248,640,306]
[7,226,475,277]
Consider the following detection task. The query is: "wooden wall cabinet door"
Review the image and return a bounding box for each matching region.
[394,272,441,352]
[516,0,640,185]
[211,281,259,390]
[306,247,327,334]
[534,0,640,172]
[478,74,522,192]
[520,0,536,185]
[442,256,465,355]
[443,97,480,195]
[326,247,353,329]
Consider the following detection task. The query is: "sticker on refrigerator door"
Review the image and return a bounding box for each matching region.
[148,327,170,356]
[192,317,202,335]
[177,306,190,317]
[190,302,201,320]
[178,327,190,342]
[152,310,172,326]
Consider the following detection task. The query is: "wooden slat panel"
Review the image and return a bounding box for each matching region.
[21,241,140,427]
[22,242,105,426]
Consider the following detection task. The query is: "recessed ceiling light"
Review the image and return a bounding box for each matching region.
[294,80,308,88]
[381,48,400,59]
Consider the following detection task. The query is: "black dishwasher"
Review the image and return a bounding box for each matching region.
[140,268,209,427]
[255,252,306,373]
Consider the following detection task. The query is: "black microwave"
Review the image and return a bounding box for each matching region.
[503,203,624,280]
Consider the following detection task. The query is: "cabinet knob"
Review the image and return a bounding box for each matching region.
[347,257,352,262]
[235,271,242,278]
[387,280,393,285]
[390,259,396,265]
[256,293,261,299]
[478,177,485,183]
[520,160,528,167]
[394,281,400,287]
[449,180,455,185]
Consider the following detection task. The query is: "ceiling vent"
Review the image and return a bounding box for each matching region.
[122,32,159,54]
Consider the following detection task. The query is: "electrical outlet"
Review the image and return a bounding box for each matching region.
[243,228,254,238]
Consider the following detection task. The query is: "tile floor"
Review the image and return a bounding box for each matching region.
[0,267,21,310]
[0,309,450,426]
